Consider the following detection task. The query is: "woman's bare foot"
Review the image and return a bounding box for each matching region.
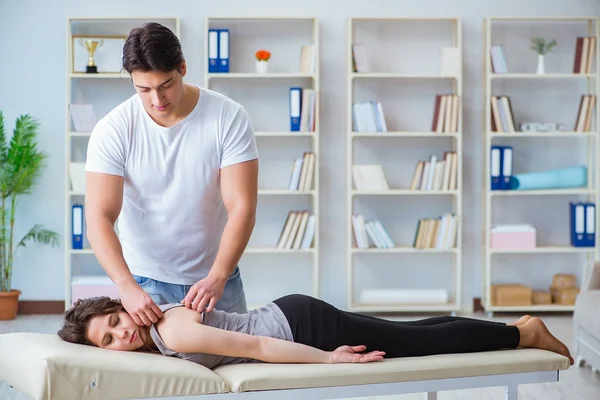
[508,315,532,327]
[517,317,574,365]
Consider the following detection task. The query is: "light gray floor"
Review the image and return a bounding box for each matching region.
[0,312,599,400]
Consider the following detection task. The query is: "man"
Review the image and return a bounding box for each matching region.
[84,22,259,327]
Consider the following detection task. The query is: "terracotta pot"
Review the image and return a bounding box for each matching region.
[0,289,21,320]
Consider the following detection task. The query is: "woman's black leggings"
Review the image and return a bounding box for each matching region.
[273,294,520,358]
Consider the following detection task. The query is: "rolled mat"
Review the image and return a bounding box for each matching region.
[508,165,587,190]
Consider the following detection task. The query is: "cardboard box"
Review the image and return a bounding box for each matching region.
[490,225,536,249]
[71,276,119,305]
[551,274,577,290]
[532,291,552,305]
[491,284,532,306]
[551,287,580,305]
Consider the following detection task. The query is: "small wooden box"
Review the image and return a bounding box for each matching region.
[551,274,577,290]
[491,284,532,306]
[551,287,580,305]
[532,291,552,305]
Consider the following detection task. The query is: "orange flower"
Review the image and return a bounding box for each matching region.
[255,49,271,61]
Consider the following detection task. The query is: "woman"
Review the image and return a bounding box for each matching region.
[58,293,574,369]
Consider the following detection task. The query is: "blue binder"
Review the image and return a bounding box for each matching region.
[218,29,230,73]
[72,204,83,250]
[490,145,503,190]
[289,87,302,131]
[584,202,596,247]
[208,29,219,73]
[501,145,513,190]
[570,202,587,247]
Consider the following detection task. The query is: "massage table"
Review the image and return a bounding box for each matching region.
[0,332,570,400]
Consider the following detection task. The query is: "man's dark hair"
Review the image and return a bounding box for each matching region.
[122,22,184,74]
[57,296,124,346]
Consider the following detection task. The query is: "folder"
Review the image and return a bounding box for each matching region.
[501,146,513,190]
[208,29,219,73]
[585,202,596,247]
[289,87,302,131]
[72,204,83,250]
[490,145,503,190]
[218,29,229,73]
[570,202,586,247]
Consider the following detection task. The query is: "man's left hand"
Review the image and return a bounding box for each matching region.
[182,273,227,313]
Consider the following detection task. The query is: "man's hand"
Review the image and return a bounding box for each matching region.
[118,281,163,326]
[329,345,385,364]
[182,274,227,313]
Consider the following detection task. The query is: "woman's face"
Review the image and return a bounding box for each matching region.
[87,311,147,351]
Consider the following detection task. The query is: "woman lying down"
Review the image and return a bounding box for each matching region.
[58,293,574,368]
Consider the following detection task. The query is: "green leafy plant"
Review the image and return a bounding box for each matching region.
[530,37,558,55]
[0,111,60,292]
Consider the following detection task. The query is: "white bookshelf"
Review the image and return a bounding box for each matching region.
[204,17,320,307]
[65,17,180,309]
[346,17,463,313]
[482,17,599,316]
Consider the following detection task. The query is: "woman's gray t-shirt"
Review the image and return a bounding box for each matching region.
[149,302,294,369]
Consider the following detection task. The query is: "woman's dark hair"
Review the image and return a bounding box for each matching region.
[122,22,184,74]
[57,296,124,346]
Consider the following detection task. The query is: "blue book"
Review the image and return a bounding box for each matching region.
[584,202,596,247]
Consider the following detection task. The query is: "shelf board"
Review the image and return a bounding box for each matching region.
[490,246,595,254]
[207,73,314,79]
[349,302,460,313]
[485,304,575,312]
[490,73,596,79]
[255,131,315,137]
[351,73,457,79]
[352,189,458,196]
[258,189,315,195]
[352,131,460,138]
[70,249,94,254]
[244,247,315,254]
[352,247,457,253]
[69,73,130,79]
[490,188,595,196]
[69,131,92,137]
[489,131,593,138]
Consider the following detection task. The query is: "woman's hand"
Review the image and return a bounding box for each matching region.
[329,345,385,363]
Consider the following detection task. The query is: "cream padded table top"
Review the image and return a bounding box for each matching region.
[0,332,570,400]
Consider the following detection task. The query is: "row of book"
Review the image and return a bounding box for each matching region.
[491,94,596,133]
[352,100,388,132]
[431,94,460,133]
[490,36,597,75]
[276,210,316,250]
[288,152,316,191]
[573,36,596,74]
[409,152,458,191]
[351,214,394,249]
[413,213,458,249]
[207,28,316,74]
[290,87,317,132]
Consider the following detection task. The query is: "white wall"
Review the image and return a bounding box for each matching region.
[0,0,598,310]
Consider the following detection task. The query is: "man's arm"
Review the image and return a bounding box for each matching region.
[209,158,258,282]
[85,171,162,325]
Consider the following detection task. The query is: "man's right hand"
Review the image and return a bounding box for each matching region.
[118,281,163,326]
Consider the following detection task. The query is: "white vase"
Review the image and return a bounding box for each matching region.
[536,55,545,74]
[255,60,269,74]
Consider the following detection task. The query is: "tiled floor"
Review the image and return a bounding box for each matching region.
[0,312,599,399]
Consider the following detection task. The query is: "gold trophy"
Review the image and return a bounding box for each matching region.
[79,39,104,73]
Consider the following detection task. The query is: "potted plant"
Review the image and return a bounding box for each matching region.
[0,111,60,320]
[530,37,557,74]
[255,49,271,74]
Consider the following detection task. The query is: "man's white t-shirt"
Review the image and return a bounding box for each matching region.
[85,86,259,285]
